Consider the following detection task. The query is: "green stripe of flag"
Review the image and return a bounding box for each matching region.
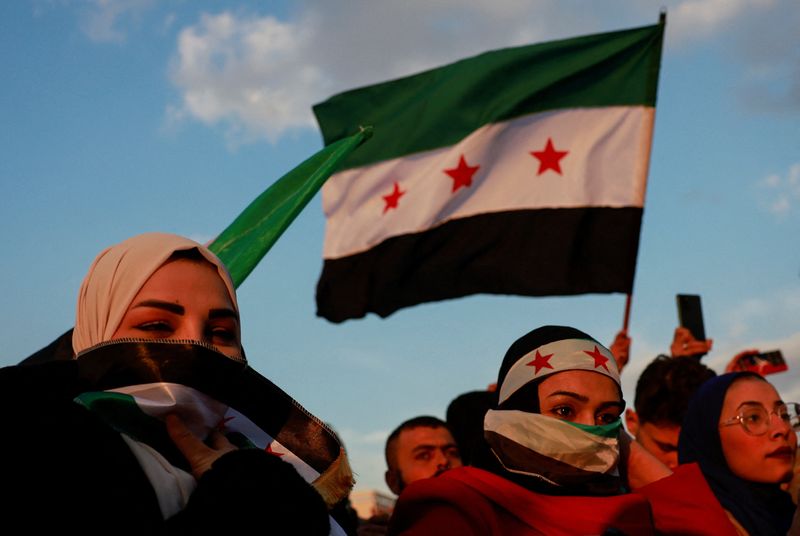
[209,126,371,287]
[75,391,165,446]
[313,22,663,171]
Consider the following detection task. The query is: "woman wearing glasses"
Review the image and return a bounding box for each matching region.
[679,371,798,535]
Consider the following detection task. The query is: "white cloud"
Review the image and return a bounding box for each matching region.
[668,0,773,42]
[758,162,800,215]
[168,11,326,145]
[164,2,650,145]
[80,0,155,43]
[733,1,800,113]
[164,1,798,144]
[710,288,800,357]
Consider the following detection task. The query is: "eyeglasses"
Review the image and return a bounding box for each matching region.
[719,402,800,436]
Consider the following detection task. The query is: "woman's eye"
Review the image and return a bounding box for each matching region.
[552,406,574,419]
[743,412,764,425]
[208,327,237,345]
[597,412,619,425]
[137,321,172,334]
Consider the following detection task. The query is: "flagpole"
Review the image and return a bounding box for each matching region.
[623,293,632,332]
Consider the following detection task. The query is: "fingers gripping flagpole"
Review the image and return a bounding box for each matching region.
[209,126,372,288]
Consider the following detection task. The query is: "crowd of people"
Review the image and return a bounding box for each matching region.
[2,231,798,535]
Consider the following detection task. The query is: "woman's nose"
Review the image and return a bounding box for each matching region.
[768,411,792,437]
[173,321,204,342]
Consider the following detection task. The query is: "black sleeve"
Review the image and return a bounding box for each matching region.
[165,449,331,535]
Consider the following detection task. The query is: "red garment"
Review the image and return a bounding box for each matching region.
[388,464,737,536]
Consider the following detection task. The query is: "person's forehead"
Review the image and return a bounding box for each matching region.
[539,370,620,397]
[137,259,233,302]
[640,421,680,443]
[397,426,454,449]
[724,378,778,407]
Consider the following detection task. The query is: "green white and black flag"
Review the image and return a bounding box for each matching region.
[313,20,664,323]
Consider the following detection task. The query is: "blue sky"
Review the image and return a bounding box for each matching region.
[2,0,799,495]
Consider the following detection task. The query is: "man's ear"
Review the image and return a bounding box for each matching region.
[625,408,639,438]
[385,469,402,496]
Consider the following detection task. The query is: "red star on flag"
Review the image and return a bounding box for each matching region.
[214,415,235,431]
[584,345,610,372]
[530,137,569,175]
[444,154,480,193]
[382,181,405,213]
[265,443,285,457]
[526,350,554,374]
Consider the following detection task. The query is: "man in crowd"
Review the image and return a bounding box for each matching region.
[384,415,462,495]
[355,416,462,535]
[624,328,716,469]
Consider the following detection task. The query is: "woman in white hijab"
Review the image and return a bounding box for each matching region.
[0,232,344,535]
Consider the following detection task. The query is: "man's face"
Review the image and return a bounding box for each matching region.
[385,426,462,494]
[626,409,680,469]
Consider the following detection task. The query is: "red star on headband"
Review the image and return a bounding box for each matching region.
[526,350,554,374]
[584,345,610,372]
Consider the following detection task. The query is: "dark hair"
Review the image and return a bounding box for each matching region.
[168,247,208,262]
[634,355,716,425]
[446,389,498,466]
[385,416,449,468]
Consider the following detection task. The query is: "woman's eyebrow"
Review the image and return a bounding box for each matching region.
[546,390,589,403]
[209,308,239,321]
[132,300,184,315]
[735,400,777,410]
[598,401,624,411]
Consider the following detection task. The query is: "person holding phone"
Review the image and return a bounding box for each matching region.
[679,372,798,535]
[670,326,714,358]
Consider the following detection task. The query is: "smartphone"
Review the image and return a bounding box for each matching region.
[734,350,789,376]
[676,294,707,358]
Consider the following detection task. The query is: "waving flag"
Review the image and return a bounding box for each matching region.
[19,129,371,365]
[209,127,371,288]
[313,19,665,323]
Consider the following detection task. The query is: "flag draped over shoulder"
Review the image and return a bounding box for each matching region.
[313,21,665,323]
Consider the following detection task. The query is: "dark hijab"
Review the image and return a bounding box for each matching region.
[678,372,795,535]
[473,325,624,495]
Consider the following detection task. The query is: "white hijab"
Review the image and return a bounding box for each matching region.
[72,232,237,355]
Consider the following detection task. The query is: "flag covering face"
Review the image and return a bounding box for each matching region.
[74,340,352,505]
[313,21,664,323]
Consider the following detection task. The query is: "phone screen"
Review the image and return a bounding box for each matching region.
[676,294,707,358]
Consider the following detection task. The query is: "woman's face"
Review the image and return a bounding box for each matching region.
[111,258,242,357]
[719,377,797,484]
[538,370,623,426]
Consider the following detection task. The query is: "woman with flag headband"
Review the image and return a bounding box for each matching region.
[0,232,352,535]
[388,325,739,535]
